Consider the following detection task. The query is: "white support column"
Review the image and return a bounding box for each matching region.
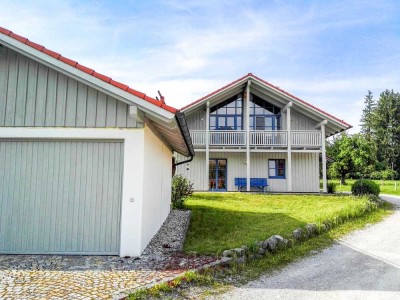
[205,101,210,191]
[246,80,251,192]
[283,102,293,192]
[287,106,292,192]
[321,123,327,193]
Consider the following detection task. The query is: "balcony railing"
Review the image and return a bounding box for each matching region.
[209,131,246,146]
[250,130,287,146]
[291,130,322,147]
[189,130,322,147]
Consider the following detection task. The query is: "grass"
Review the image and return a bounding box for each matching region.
[128,200,394,300]
[327,179,400,195]
[184,193,372,254]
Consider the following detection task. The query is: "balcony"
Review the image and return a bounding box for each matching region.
[190,130,322,148]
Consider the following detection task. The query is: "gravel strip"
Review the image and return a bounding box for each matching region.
[142,209,192,256]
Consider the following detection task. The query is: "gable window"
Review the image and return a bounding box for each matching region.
[250,94,281,131]
[268,159,285,179]
[210,95,243,130]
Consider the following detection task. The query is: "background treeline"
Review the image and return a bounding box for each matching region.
[327,90,400,183]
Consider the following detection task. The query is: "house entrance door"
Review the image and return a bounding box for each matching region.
[209,159,227,191]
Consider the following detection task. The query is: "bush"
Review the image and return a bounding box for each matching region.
[327,182,337,194]
[171,175,193,209]
[351,179,380,196]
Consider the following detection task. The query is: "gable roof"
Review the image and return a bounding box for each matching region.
[0,26,177,114]
[181,73,351,135]
[0,26,194,157]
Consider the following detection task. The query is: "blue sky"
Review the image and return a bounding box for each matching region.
[1,0,400,132]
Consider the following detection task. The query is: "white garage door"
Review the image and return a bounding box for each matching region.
[0,140,124,255]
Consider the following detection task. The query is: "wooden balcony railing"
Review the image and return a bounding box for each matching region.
[291,131,322,147]
[209,131,246,145]
[250,130,287,146]
[189,130,322,147]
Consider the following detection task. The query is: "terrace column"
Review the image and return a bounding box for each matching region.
[246,80,251,192]
[316,120,328,193]
[321,122,327,193]
[283,102,293,192]
[205,101,210,191]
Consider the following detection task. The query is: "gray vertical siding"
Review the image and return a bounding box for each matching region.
[292,152,320,192]
[186,110,206,130]
[0,140,124,254]
[0,46,136,128]
[290,110,317,130]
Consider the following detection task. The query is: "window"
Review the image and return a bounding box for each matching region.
[250,94,281,130]
[268,159,285,178]
[210,95,243,130]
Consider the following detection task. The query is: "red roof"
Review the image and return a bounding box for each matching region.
[181,73,351,128]
[0,27,177,114]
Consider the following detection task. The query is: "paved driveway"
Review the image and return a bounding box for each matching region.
[213,195,400,300]
[0,253,216,299]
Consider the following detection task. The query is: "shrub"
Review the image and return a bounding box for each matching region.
[327,182,337,194]
[351,179,380,196]
[171,175,193,209]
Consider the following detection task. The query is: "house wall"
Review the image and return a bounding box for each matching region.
[141,125,172,252]
[186,110,206,130]
[292,152,320,192]
[176,151,320,192]
[0,47,136,128]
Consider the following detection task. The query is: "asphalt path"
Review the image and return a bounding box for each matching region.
[212,195,400,300]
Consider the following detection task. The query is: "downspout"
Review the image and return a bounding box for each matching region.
[173,111,195,167]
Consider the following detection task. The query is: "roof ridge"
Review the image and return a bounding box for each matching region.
[181,73,351,127]
[0,26,177,114]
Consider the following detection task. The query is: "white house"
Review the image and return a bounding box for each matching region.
[176,73,351,193]
[0,27,194,257]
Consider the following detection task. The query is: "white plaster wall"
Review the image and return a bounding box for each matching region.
[141,125,172,252]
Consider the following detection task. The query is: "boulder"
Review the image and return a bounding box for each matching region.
[220,256,233,266]
[233,248,245,257]
[235,256,247,264]
[306,223,318,237]
[222,250,234,257]
[258,247,266,255]
[272,235,287,250]
[292,228,303,241]
[264,236,278,252]
[241,245,250,256]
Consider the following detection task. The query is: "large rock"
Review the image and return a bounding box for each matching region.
[220,256,233,266]
[293,228,303,241]
[222,250,234,257]
[233,248,245,257]
[272,235,287,250]
[263,236,278,252]
[306,223,318,237]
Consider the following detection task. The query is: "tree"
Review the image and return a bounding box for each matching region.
[371,90,400,174]
[360,90,375,140]
[327,133,376,184]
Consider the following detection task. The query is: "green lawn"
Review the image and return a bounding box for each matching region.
[183,193,371,254]
[327,179,400,195]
